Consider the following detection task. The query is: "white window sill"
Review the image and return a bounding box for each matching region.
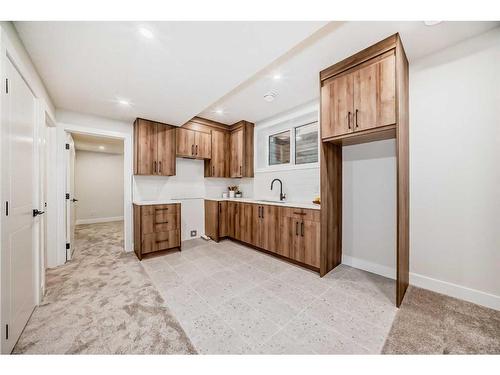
[256,162,319,173]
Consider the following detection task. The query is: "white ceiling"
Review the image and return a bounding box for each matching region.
[14,21,327,125]
[199,21,500,125]
[72,133,124,154]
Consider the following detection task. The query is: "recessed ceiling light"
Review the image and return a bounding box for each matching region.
[211,108,225,115]
[272,73,282,80]
[423,21,443,26]
[118,99,130,106]
[263,91,278,102]
[138,27,154,39]
[99,145,105,150]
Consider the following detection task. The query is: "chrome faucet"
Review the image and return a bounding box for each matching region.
[271,178,286,201]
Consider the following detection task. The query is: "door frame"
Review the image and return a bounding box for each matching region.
[54,124,132,266]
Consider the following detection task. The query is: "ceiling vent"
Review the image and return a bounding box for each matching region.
[263,91,278,102]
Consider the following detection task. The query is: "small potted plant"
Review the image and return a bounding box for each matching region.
[228,185,238,198]
[235,188,242,198]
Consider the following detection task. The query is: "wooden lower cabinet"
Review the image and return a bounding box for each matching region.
[133,203,181,260]
[204,200,320,270]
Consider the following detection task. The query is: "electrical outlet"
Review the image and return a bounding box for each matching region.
[190,230,197,237]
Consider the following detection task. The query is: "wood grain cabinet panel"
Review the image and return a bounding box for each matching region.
[218,201,228,238]
[353,52,396,131]
[207,130,227,177]
[230,128,244,177]
[176,128,196,158]
[156,125,176,176]
[321,73,354,138]
[133,203,181,260]
[195,131,212,159]
[134,118,176,176]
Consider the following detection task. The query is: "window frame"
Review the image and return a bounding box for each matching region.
[294,121,319,166]
[268,129,291,166]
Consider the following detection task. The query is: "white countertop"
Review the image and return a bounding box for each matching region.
[133,200,182,206]
[204,197,320,210]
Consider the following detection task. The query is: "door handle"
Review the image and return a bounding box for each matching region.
[71,198,78,202]
[33,209,45,217]
[347,111,351,129]
[295,221,299,236]
[301,222,304,237]
[355,109,359,128]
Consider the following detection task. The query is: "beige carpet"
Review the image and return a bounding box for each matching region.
[383,286,500,354]
[13,221,196,354]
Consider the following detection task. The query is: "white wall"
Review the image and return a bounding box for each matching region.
[75,150,124,224]
[409,27,500,309]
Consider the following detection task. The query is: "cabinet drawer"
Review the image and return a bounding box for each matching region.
[142,230,180,254]
[154,214,178,231]
[281,207,320,222]
[142,204,177,216]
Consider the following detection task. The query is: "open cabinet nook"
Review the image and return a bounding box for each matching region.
[319,33,409,307]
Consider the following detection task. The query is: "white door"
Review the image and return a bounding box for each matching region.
[1,58,37,354]
[65,133,76,260]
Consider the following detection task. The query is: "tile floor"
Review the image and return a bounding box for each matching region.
[141,238,398,354]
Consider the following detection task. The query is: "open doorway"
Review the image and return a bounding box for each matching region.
[65,132,125,261]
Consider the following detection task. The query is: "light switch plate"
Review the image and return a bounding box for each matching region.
[190,230,197,237]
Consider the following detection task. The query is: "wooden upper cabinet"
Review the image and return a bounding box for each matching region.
[195,131,212,159]
[207,130,227,177]
[176,127,212,159]
[321,73,354,138]
[321,49,396,140]
[230,128,244,177]
[156,125,176,176]
[353,51,396,132]
[134,119,156,175]
[134,118,175,176]
[176,128,196,158]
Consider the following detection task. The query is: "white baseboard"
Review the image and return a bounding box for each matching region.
[342,255,500,311]
[409,273,500,311]
[76,216,124,225]
[342,255,396,280]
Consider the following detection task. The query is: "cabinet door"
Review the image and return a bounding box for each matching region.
[204,200,219,241]
[233,202,241,240]
[302,220,320,268]
[156,124,176,176]
[227,202,236,238]
[218,201,228,237]
[238,203,255,245]
[195,131,212,159]
[230,128,244,177]
[321,73,353,139]
[353,52,396,132]
[210,130,226,177]
[278,215,295,259]
[135,119,156,175]
[260,205,279,253]
[176,128,196,157]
